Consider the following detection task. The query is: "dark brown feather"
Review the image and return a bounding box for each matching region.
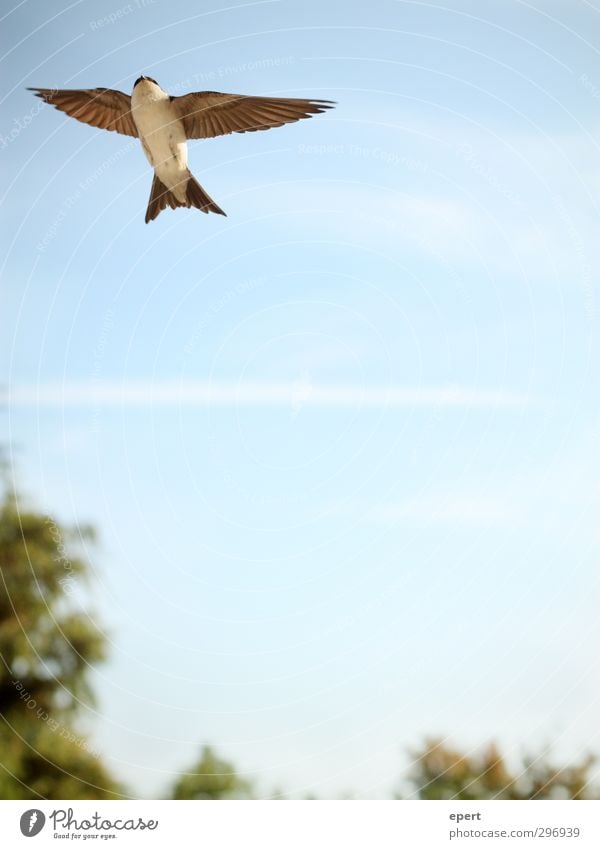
[171,91,335,139]
[28,87,138,137]
[145,172,225,223]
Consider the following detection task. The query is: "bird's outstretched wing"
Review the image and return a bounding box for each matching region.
[28,87,138,137]
[171,91,335,139]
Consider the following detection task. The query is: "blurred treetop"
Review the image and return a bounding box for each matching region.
[406,738,598,800]
[0,484,122,799]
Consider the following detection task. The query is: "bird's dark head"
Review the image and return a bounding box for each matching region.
[134,75,159,87]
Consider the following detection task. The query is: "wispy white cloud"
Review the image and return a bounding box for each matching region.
[342,425,600,531]
[368,494,516,527]
[257,124,600,287]
[4,380,531,409]
[322,489,518,528]
[254,182,480,263]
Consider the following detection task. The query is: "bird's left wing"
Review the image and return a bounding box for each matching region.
[171,91,335,139]
[28,87,138,137]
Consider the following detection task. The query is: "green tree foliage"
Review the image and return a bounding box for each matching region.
[0,487,122,799]
[406,738,598,800]
[171,746,254,800]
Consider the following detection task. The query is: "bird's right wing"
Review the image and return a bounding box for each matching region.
[172,91,335,139]
[28,87,138,137]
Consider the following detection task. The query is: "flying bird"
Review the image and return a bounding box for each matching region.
[29,76,334,222]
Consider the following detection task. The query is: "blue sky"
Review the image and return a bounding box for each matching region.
[1,0,599,797]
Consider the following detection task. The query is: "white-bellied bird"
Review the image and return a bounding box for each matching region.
[29,76,334,222]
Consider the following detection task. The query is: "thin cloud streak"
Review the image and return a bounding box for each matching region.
[4,380,532,409]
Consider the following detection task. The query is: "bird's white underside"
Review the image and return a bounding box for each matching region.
[131,80,189,202]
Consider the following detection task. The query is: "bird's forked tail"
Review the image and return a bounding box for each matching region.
[145,172,226,223]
